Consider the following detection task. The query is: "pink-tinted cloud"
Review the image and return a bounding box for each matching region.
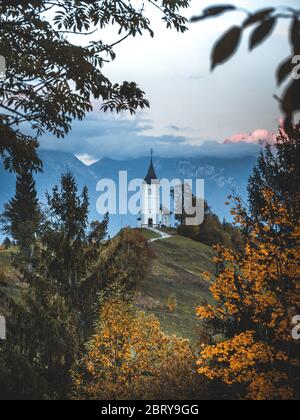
[224,129,276,146]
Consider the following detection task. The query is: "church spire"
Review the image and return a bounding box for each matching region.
[144,149,158,184]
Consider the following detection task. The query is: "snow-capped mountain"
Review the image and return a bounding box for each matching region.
[0,151,257,238]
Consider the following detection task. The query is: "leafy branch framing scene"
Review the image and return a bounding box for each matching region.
[191,3,300,130]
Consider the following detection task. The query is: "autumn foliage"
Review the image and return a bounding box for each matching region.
[197,128,300,400]
[72,289,201,400]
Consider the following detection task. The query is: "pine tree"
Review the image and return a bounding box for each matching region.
[3,170,40,252]
[248,125,300,230]
[0,173,110,399]
[2,237,11,250]
[42,172,90,294]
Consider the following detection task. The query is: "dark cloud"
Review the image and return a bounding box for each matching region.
[167,124,181,131]
[166,124,193,133]
[38,112,262,163]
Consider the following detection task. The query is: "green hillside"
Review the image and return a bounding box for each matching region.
[136,234,216,343]
[137,228,161,240]
[1,232,216,344]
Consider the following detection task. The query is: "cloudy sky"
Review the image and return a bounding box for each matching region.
[40,0,298,164]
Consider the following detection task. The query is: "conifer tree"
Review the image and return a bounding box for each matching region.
[2,170,40,252]
[0,173,109,399]
[248,125,300,230]
[1,169,41,280]
[2,237,11,249]
[43,172,90,294]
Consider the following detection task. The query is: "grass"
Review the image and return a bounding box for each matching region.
[159,227,177,235]
[137,235,216,344]
[132,228,161,240]
[0,247,16,268]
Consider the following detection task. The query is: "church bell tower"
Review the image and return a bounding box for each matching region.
[141,150,160,228]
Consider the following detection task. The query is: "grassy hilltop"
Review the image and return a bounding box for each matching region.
[135,232,216,344]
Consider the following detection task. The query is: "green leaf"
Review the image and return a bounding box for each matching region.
[249,18,276,51]
[191,5,236,22]
[211,26,242,71]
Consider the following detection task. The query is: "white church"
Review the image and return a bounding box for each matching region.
[140,151,171,229]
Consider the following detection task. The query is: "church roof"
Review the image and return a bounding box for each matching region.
[144,153,158,184]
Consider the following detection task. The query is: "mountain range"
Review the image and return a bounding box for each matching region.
[0,151,258,238]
